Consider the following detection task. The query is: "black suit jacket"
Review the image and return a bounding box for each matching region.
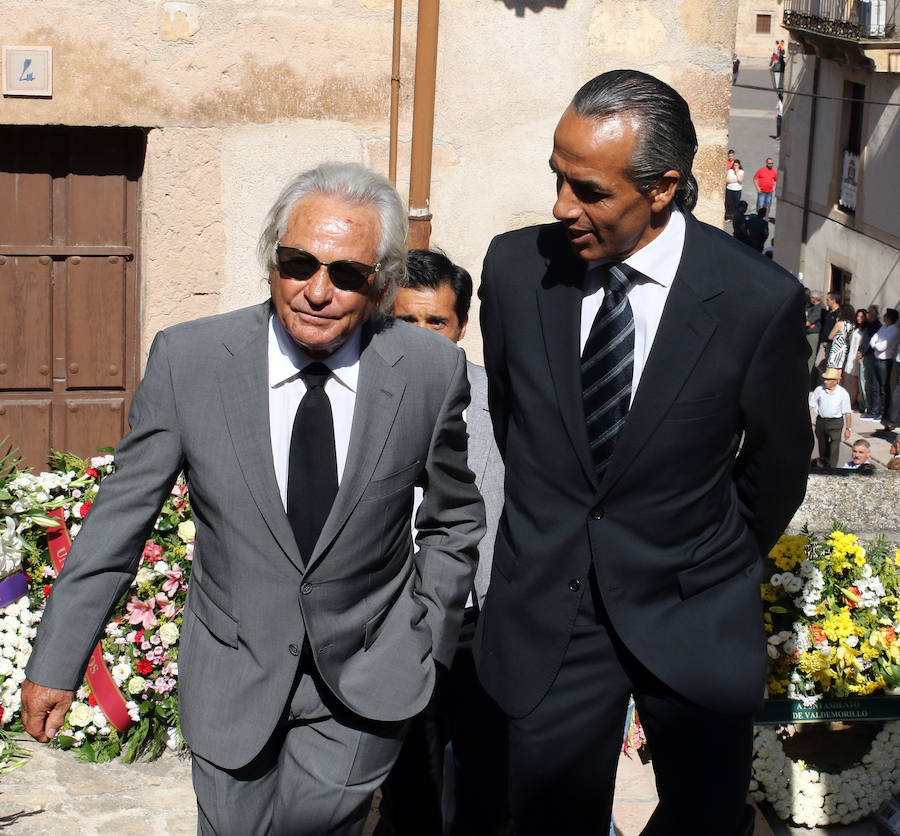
[474,214,812,718]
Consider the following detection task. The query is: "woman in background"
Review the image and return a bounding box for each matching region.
[725,159,744,220]
[843,308,867,411]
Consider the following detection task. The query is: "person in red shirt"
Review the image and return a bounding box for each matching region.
[753,157,777,219]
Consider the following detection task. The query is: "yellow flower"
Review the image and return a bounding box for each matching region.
[823,608,864,643]
[769,534,808,570]
[766,675,787,695]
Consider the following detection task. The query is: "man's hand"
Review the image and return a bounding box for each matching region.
[21,679,74,743]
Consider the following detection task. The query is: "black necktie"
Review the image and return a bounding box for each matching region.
[287,362,338,560]
[582,263,637,479]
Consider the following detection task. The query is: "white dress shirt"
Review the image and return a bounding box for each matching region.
[268,314,361,509]
[870,323,900,361]
[580,209,686,404]
[809,384,851,418]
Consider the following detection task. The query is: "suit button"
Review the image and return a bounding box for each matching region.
[569,579,581,592]
[590,506,604,520]
[288,643,300,656]
[301,582,313,595]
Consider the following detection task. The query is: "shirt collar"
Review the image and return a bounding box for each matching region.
[268,313,361,393]
[585,208,686,290]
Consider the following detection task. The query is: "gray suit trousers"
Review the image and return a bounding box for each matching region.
[193,667,407,836]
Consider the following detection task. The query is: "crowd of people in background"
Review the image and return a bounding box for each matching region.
[805,289,900,470]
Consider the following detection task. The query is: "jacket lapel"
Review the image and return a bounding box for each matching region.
[535,243,596,488]
[305,323,405,572]
[597,218,722,497]
[219,302,305,572]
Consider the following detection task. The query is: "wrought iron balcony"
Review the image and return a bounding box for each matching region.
[783,0,898,39]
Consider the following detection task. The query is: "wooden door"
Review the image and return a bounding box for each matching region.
[0,126,145,471]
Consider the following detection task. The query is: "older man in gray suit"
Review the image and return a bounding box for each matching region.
[377,249,509,836]
[22,163,485,836]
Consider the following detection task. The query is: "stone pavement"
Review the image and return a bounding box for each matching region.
[0,737,889,834]
[0,739,194,834]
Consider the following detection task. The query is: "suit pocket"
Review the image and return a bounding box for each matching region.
[677,532,758,599]
[362,460,421,502]
[187,582,239,648]
[663,396,728,422]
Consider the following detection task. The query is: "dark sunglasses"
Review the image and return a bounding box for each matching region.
[275,244,380,291]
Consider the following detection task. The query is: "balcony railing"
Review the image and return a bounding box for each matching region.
[783,0,898,38]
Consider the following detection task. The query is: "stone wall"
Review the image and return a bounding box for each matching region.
[789,473,900,539]
[0,0,739,363]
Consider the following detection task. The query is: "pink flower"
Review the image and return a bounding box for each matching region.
[162,564,184,597]
[126,597,158,629]
[155,592,178,619]
[171,483,189,512]
[141,542,164,563]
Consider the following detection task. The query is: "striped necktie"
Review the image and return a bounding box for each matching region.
[581,263,637,479]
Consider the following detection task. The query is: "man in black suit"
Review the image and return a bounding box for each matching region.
[474,70,811,836]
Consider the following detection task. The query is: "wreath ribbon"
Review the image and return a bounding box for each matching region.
[46,508,134,733]
[0,572,28,608]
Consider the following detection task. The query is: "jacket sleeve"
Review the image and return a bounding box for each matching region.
[478,237,510,459]
[413,349,486,668]
[733,282,813,554]
[26,331,186,690]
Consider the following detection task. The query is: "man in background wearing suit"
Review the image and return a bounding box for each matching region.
[475,70,811,836]
[22,163,485,836]
[377,249,509,836]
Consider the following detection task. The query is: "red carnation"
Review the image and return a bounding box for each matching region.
[0,705,4,725]
[135,629,144,643]
[136,659,154,675]
[79,501,92,518]
[43,584,52,599]
[88,694,97,707]
[85,467,100,478]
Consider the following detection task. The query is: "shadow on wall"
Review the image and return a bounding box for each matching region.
[497,0,567,17]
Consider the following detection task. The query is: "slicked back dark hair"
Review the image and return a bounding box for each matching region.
[404,249,473,324]
[571,69,699,213]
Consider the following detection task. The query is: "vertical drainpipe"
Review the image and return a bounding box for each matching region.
[408,0,439,249]
[388,0,403,185]
[798,55,820,285]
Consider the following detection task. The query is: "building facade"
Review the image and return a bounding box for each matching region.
[775,0,900,310]
[1,0,738,467]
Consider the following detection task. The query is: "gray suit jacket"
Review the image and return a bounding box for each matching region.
[26,301,485,769]
[465,361,503,608]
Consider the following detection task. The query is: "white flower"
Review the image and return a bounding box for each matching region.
[153,561,169,575]
[127,676,147,695]
[68,702,94,727]
[771,574,784,587]
[134,567,155,586]
[158,622,180,645]
[786,577,803,594]
[177,521,196,543]
[165,726,182,750]
[125,700,140,722]
[111,663,132,686]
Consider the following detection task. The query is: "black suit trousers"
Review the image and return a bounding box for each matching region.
[506,572,756,836]
[375,612,511,836]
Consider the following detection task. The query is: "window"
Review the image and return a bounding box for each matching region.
[837,82,865,215]
[830,266,852,304]
[756,14,772,33]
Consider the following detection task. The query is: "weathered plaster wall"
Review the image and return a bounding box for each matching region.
[0,0,740,363]
[734,0,789,59]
